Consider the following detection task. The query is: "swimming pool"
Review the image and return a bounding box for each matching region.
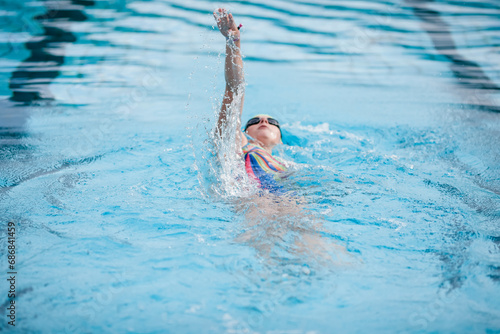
[1,0,499,332]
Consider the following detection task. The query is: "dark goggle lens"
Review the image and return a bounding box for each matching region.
[267,118,280,128]
[246,117,261,127]
[246,117,280,129]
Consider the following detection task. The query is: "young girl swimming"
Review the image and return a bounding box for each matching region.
[213,8,352,264]
[213,8,287,194]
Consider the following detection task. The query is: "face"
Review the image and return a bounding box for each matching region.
[245,116,281,148]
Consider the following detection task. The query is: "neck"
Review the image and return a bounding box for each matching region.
[251,140,274,154]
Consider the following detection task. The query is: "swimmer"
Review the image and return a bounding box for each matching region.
[213,8,286,194]
[213,8,353,265]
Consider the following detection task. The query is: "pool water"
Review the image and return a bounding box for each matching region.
[1,0,499,333]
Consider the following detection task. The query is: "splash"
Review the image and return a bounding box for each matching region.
[191,85,257,201]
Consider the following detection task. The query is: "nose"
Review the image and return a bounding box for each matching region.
[259,117,269,124]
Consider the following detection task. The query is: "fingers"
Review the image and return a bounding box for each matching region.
[213,8,226,17]
[213,8,230,20]
[213,8,222,20]
[214,9,226,29]
[214,8,239,35]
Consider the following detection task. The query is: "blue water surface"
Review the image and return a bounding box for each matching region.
[0,0,499,333]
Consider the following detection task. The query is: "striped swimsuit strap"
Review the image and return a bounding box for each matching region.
[242,143,286,173]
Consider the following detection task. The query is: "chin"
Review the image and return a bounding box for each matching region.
[255,135,274,143]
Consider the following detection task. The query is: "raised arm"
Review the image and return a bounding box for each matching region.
[213,8,247,147]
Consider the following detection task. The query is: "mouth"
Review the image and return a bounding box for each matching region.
[258,125,268,129]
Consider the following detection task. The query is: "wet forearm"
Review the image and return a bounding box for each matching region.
[225,39,244,90]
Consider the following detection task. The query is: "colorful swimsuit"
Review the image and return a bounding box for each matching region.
[242,143,287,193]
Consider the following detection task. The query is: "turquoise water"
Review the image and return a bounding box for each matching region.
[1,0,500,332]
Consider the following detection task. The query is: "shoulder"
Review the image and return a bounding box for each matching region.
[242,142,258,154]
[240,130,248,148]
[273,155,292,168]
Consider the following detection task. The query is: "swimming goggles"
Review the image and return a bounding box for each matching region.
[244,117,280,131]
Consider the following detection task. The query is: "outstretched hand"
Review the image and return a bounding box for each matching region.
[213,8,240,40]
